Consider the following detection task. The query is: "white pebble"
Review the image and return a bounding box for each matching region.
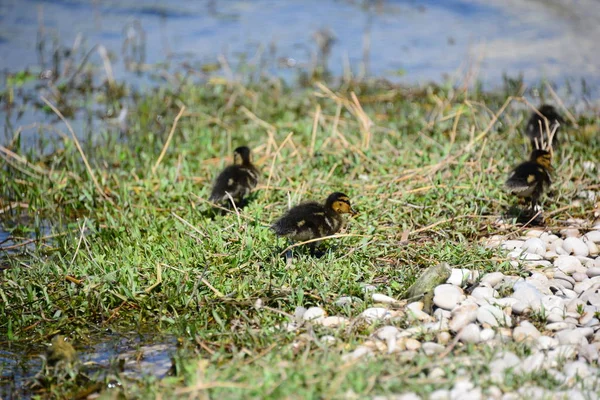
[342,345,373,361]
[513,321,541,342]
[447,268,468,286]
[335,296,361,307]
[430,390,450,400]
[376,325,400,341]
[405,338,421,351]
[584,230,600,243]
[522,238,546,255]
[437,331,451,345]
[535,335,559,350]
[562,237,589,257]
[480,328,495,342]
[372,293,398,304]
[555,328,593,345]
[477,304,512,327]
[553,255,583,275]
[449,304,478,333]
[360,307,391,323]
[422,342,445,356]
[480,272,504,288]
[471,287,498,301]
[546,322,576,331]
[587,267,600,278]
[320,316,349,328]
[516,352,546,373]
[320,335,336,345]
[501,240,524,250]
[433,284,463,311]
[303,307,325,322]
[572,272,589,282]
[511,281,543,314]
[563,361,594,379]
[458,323,481,343]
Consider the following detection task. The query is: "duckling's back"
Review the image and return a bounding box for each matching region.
[271,202,341,240]
[210,164,258,202]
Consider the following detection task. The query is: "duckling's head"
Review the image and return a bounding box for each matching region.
[233,146,252,165]
[326,192,357,215]
[530,149,553,170]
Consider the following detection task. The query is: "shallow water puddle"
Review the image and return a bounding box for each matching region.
[0,332,177,398]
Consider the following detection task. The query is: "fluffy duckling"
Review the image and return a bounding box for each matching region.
[505,149,553,210]
[47,335,77,366]
[525,105,564,148]
[271,192,356,254]
[209,146,259,207]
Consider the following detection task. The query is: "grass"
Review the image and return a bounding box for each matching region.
[1,74,599,398]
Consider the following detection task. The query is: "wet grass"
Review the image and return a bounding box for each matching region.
[1,76,599,398]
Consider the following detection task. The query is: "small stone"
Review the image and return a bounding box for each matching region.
[480,328,495,342]
[535,335,559,350]
[587,267,600,278]
[320,316,349,327]
[553,256,583,275]
[405,338,421,351]
[507,250,543,261]
[584,230,600,243]
[525,229,544,238]
[563,361,594,379]
[372,293,398,304]
[430,390,450,400]
[342,345,372,361]
[513,321,541,342]
[433,284,463,311]
[516,352,546,373]
[522,238,546,255]
[422,342,444,356]
[437,331,451,345]
[428,367,445,379]
[555,328,593,345]
[335,296,361,307]
[360,307,391,323]
[303,307,325,322]
[562,237,589,257]
[572,272,589,282]
[501,240,524,250]
[449,304,478,333]
[579,343,599,363]
[320,335,336,345]
[586,240,599,256]
[511,281,543,314]
[486,386,503,400]
[546,322,576,331]
[480,272,505,288]
[458,323,481,343]
[447,268,469,286]
[376,326,400,341]
[361,284,377,293]
[294,306,307,321]
[477,304,512,327]
[471,287,498,301]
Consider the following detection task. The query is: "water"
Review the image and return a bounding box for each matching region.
[1,0,599,146]
[0,332,176,398]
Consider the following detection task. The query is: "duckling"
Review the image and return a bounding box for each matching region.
[525,104,564,148]
[271,192,357,255]
[505,149,553,211]
[209,146,259,207]
[47,335,77,366]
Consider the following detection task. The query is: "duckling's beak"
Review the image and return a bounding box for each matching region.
[350,207,358,216]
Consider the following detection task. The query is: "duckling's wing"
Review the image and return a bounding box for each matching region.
[271,202,323,235]
[505,163,536,194]
[209,165,244,201]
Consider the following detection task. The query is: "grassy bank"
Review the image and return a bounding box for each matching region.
[1,76,599,398]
